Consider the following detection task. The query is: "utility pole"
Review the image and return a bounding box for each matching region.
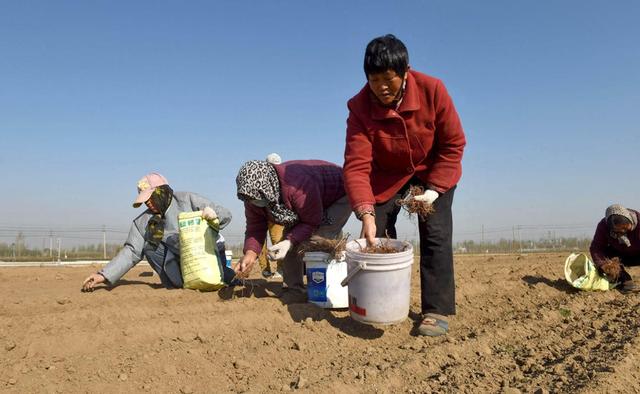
[49,230,53,258]
[517,225,522,253]
[512,226,515,253]
[102,225,106,259]
[57,238,61,263]
[481,224,485,250]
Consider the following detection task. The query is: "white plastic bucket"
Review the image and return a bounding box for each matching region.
[224,250,233,268]
[342,239,414,325]
[303,251,349,309]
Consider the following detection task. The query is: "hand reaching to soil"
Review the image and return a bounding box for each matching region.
[601,258,622,281]
[82,273,106,292]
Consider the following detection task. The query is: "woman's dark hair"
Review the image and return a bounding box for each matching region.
[364,34,409,78]
[607,214,631,228]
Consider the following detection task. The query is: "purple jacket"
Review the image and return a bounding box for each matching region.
[243,160,345,254]
[589,209,640,268]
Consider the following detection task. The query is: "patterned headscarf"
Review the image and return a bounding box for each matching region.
[605,204,638,247]
[236,160,299,228]
[144,184,174,248]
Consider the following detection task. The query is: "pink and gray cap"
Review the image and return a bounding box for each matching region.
[133,173,168,208]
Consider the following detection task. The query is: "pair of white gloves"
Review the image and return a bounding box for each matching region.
[211,189,437,264]
[266,190,439,261]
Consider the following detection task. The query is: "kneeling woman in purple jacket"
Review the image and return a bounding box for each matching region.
[590,204,640,293]
[234,159,352,303]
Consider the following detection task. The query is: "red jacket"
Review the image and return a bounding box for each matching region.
[243,160,345,254]
[343,70,466,212]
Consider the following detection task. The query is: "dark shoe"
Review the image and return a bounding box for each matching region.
[278,288,308,304]
[418,313,449,337]
[217,286,235,301]
[621,280,640,293]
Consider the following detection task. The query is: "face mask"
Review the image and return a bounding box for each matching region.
[250,199,269,208]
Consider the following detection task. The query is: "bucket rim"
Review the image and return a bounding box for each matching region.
[345,239,413,257]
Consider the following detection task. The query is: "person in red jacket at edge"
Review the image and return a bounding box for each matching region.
[590,204,640,293]
[343,34,466,336]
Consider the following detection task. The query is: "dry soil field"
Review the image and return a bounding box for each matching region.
[1,253,639,393]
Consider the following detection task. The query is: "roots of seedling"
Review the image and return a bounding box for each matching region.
[232,270,250,281]
[298,234,349,260]
[227,275,256,299]
[395,185,435,220]
[601,257,622,281]
[359,233,409,254]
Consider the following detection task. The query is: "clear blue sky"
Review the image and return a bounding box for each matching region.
[1,1,638,247]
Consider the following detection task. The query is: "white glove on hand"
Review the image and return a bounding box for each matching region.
[413,189,439,204]
[267,240,292,261]
[202,206,218,221]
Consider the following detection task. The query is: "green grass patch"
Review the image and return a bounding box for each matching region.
[558,308,571,318]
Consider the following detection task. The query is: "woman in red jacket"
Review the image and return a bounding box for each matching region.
[343,35,466,336]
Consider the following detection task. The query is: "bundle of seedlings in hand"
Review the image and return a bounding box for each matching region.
[395,185,435,220]
[359,232,409,254]
[600,257,622,281]
[298,234,349,260]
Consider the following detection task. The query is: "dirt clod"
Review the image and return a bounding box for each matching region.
[294,375,306,389]
[5,341,16,351]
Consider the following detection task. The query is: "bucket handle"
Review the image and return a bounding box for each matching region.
[341,261,366,287]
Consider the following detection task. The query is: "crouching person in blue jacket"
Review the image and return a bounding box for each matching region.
[82,172,234,291]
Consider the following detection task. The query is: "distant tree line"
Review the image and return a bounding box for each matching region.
[0,237,123,261]
[454,236,592,254]
[0,235,594,262]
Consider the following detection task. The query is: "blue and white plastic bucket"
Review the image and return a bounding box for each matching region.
[304,251,348,309]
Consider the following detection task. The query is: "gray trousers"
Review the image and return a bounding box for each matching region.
[281,196,352,291]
